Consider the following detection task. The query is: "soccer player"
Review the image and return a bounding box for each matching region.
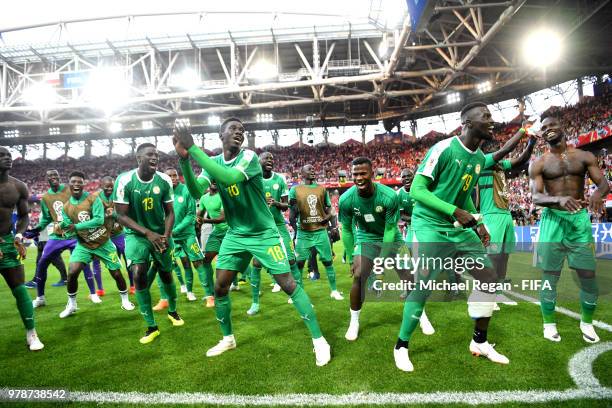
[156,168,208,302]
[394,102,516,372]
[198,181,229,308]
[57,171,135,318]
[247,151,300,315]
[92,176,135,296]
[0,147,44,351]
[32,170,98,308]
[113,143,184,344]
[529,113,609,343]
[477,135,537,308]
[289,164,343,300]
[24,227,68,289]
[397,168,416,243]
[340,158,433,341]
[174,118,331,366]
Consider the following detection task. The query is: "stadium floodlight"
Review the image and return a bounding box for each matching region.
[23,82,57,107]
[76,124,90,134]
[447,92,461,104]
[522,29,562,68]
[247,61,278,80]
[109,122,122,133]
[256,113,273,123]
[208,115,221,126]
[477,81,492,94]
[142,120,153,130]
[84,67,130,115]
[171,68,200,90]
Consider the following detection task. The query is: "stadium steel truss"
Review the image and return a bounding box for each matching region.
[0,0,610,155]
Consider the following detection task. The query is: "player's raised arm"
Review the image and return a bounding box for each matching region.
[173,120,246,188]
[509,136,537,169]
[529,158,581,211]
[490,127,527,163]
[584,151,610,214]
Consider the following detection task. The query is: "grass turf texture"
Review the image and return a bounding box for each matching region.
[0,243,610,406]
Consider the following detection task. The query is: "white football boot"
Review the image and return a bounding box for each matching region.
[543,323,561,342]
[206,335,236,357]
[580,322,600,344]
[469,340,509,364]
[313,337,331,366]
[393,347,414,372]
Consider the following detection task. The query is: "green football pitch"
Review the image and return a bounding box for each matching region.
[0,243,610,407]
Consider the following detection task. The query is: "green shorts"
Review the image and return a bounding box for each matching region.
[412,228,493,279]
[70,239,122,270]
[536,208,595,271]
[483,212,515,254]
[295,229,333,263]
[277,224,296,262]
[353,239,406,261]
[216,229,290,275]
[404,225,414,250]
[0,234,21,269]
[205,228,228,253]
[125,234,175,271]
[174,234,204,262]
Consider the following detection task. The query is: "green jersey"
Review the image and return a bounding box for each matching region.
[262,171,289,226]
[37,184,75,239]
[289,184,331,232]
[478,158,512,215]
[396,187,415,218]
[198,149,276,236]
[200,192,228,233]
[60,192,109,249]
[338,183,402,243]
[172,183,196,239]
[113,169,174,236]
[413,136,493,231]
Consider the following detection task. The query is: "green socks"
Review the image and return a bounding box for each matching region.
[295,264,304,287]
[325,264,337,291]
[251,266,261,304]
[215,295,233,336]
[155,275,168,300]
[579,277,598,324]
[289,285,322,338]
[135,289,156,327]
[194,264,208,294]
[161,280,178,313]
[12,285,35,330]
[202,263,214,297]
[540,273,560,324]
[183,265,194,292]
[398,301,424,341]
[173,260,185,286]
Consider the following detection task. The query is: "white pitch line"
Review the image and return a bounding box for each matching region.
[568,342,612,389]
[506,290,612,332]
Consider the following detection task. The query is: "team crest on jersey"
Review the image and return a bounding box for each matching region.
[77,211,90,222]
[178,196,184,203]
[273,183,279,190]
[375,205,383,213]
[153,186,160,194]
[475,164,481,174]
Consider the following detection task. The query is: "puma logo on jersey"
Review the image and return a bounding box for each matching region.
[455,159,462,166]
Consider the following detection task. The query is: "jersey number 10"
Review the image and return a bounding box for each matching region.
[226,184,240,197]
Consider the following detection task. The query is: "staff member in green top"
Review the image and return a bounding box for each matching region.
[58,171,135,319]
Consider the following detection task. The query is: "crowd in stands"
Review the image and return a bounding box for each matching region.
[10,93,612,227]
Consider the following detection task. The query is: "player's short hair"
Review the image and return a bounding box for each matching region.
[46,169,59,175]
[460,102,488,122]
[220,117,243,134]
[259,151,273,159]
[101,175,114,183]
[352,157,372,167]
[165,167,177,173]
[69,170,86,180]
[136,143,156,154]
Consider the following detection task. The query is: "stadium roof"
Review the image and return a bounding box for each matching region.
[0,0,610,147]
